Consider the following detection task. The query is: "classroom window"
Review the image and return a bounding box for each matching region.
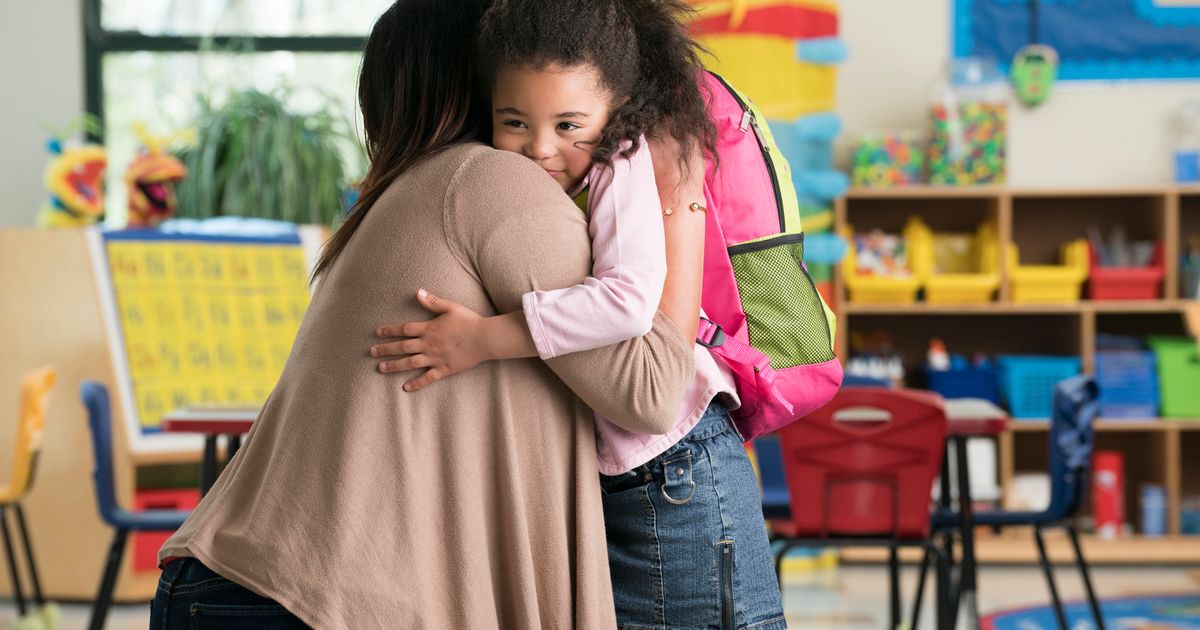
[85,0,382,221]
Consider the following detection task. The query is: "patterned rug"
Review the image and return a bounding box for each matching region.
[983,594,1200,630]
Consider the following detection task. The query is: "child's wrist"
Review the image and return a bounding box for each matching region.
[474,317,500,363]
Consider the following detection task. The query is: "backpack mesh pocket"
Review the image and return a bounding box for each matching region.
[729,234,835,370]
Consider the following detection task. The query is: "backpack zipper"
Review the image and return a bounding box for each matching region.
[710,72,787,233]
[727,232,804,256]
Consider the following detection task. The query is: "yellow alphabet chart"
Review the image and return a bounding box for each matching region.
[89,227,325,454]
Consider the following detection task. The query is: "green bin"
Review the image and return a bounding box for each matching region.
[1147,336,1200,418]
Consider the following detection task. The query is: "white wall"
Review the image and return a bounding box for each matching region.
[837,0,1200,187]
[0,1,85,227]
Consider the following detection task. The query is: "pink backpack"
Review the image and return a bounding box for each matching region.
[697,71,843,440]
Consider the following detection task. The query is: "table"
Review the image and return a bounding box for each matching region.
[160,407,258,496]
[941,398,1009,630]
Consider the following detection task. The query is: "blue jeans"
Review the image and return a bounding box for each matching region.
[601,401,786,630]
[149,558,308,629]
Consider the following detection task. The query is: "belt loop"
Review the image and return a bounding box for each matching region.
[660,452,696,505]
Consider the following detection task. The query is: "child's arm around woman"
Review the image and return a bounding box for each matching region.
[371,142,670,391]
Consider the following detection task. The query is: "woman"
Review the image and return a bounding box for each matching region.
[149,1,698,627]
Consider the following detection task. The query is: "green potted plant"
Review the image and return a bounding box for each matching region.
[174,89,363,224]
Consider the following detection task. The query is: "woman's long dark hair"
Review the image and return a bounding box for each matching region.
[312,0,488,281]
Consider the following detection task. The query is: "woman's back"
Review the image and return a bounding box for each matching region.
[160,143,693,628]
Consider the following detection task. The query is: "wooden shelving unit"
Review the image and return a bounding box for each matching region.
[835,185,1200,565]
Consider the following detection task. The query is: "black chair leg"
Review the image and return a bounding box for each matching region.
[939,449,957,580]
[888,545,901,630]
[774,539,801,590]
[89,529,129,630]
[928,543,952,630]
[910,546,932,630]
[13,504,45,606]
[0,505,28,617]
[1066,524,1106,630]
[1034,526,1069,630]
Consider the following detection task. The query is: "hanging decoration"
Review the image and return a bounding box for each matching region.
[1011,0,1059,107]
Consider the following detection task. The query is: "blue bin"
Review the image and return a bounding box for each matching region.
[925,366,1000,403]
[997,356,1083,419]
[1095,350,1159,418]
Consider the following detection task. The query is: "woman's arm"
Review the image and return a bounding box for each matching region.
[445,149,693,434]
[648,134,707,343]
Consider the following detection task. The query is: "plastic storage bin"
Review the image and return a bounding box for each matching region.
[841,222,922,304]
[1087,242,1164,300]
[1182,261,1200,299]
[1006,240,1089,304]
[909,217,1001,304]
[925,366,1000,403]
[996,355,1082,419]
[1147,336,1200,418]
[1095,350,1159,418]
[928,58,1008,185]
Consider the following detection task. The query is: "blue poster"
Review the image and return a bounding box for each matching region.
[955,0,1200,80]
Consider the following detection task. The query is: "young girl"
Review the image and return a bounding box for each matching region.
[371,0,787,627]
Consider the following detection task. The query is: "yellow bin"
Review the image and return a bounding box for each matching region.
[910,218,1001,305]
[841,222,922,304]
[1007,240,1089,304]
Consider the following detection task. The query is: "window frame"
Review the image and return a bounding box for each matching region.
[82,0,368,142]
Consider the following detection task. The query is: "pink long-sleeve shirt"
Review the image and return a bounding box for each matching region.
[521,140,740,475]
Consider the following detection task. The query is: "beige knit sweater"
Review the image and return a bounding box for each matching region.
[159,143,694,629]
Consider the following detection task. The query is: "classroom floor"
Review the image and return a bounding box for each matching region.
[4,565,1196,629]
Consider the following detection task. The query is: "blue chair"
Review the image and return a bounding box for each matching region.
[755,435,790,520]
[841,373,892,388]
[926,375,1105,630]
[81,382,189,630]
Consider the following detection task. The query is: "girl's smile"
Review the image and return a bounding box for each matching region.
[491,63,615,192]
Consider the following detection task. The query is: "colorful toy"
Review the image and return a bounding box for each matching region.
[38,117,107,227]
[124,124,188,228]
[928,101,1007,185]
[687,0,840,119]
[928,58,1008,186]
[851,132,925,187]
[687,0,847,287]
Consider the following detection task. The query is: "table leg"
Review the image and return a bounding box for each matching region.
[954,436,981,630]
[201,436,218,496]
[227,434,242,465]
[940,440,958,612]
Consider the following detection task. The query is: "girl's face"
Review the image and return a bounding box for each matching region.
[491,63,614,192]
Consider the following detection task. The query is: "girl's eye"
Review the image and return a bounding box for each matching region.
[502,119,527,129]
[556,122,581,131]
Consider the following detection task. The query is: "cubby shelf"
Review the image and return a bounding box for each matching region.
[835,185,1200,564]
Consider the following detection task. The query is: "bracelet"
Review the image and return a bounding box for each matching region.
[663,202,707,217]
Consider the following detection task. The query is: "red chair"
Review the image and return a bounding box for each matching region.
[771,388,952,630]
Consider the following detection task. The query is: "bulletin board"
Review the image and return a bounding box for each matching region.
[86,227,324,455]
[955,0,1200,80]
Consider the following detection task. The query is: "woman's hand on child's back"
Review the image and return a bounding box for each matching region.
[372,289,491,391]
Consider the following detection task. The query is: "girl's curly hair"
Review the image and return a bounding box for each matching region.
[476,0,717,172]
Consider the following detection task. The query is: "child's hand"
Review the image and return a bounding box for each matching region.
[372,289,490,392]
